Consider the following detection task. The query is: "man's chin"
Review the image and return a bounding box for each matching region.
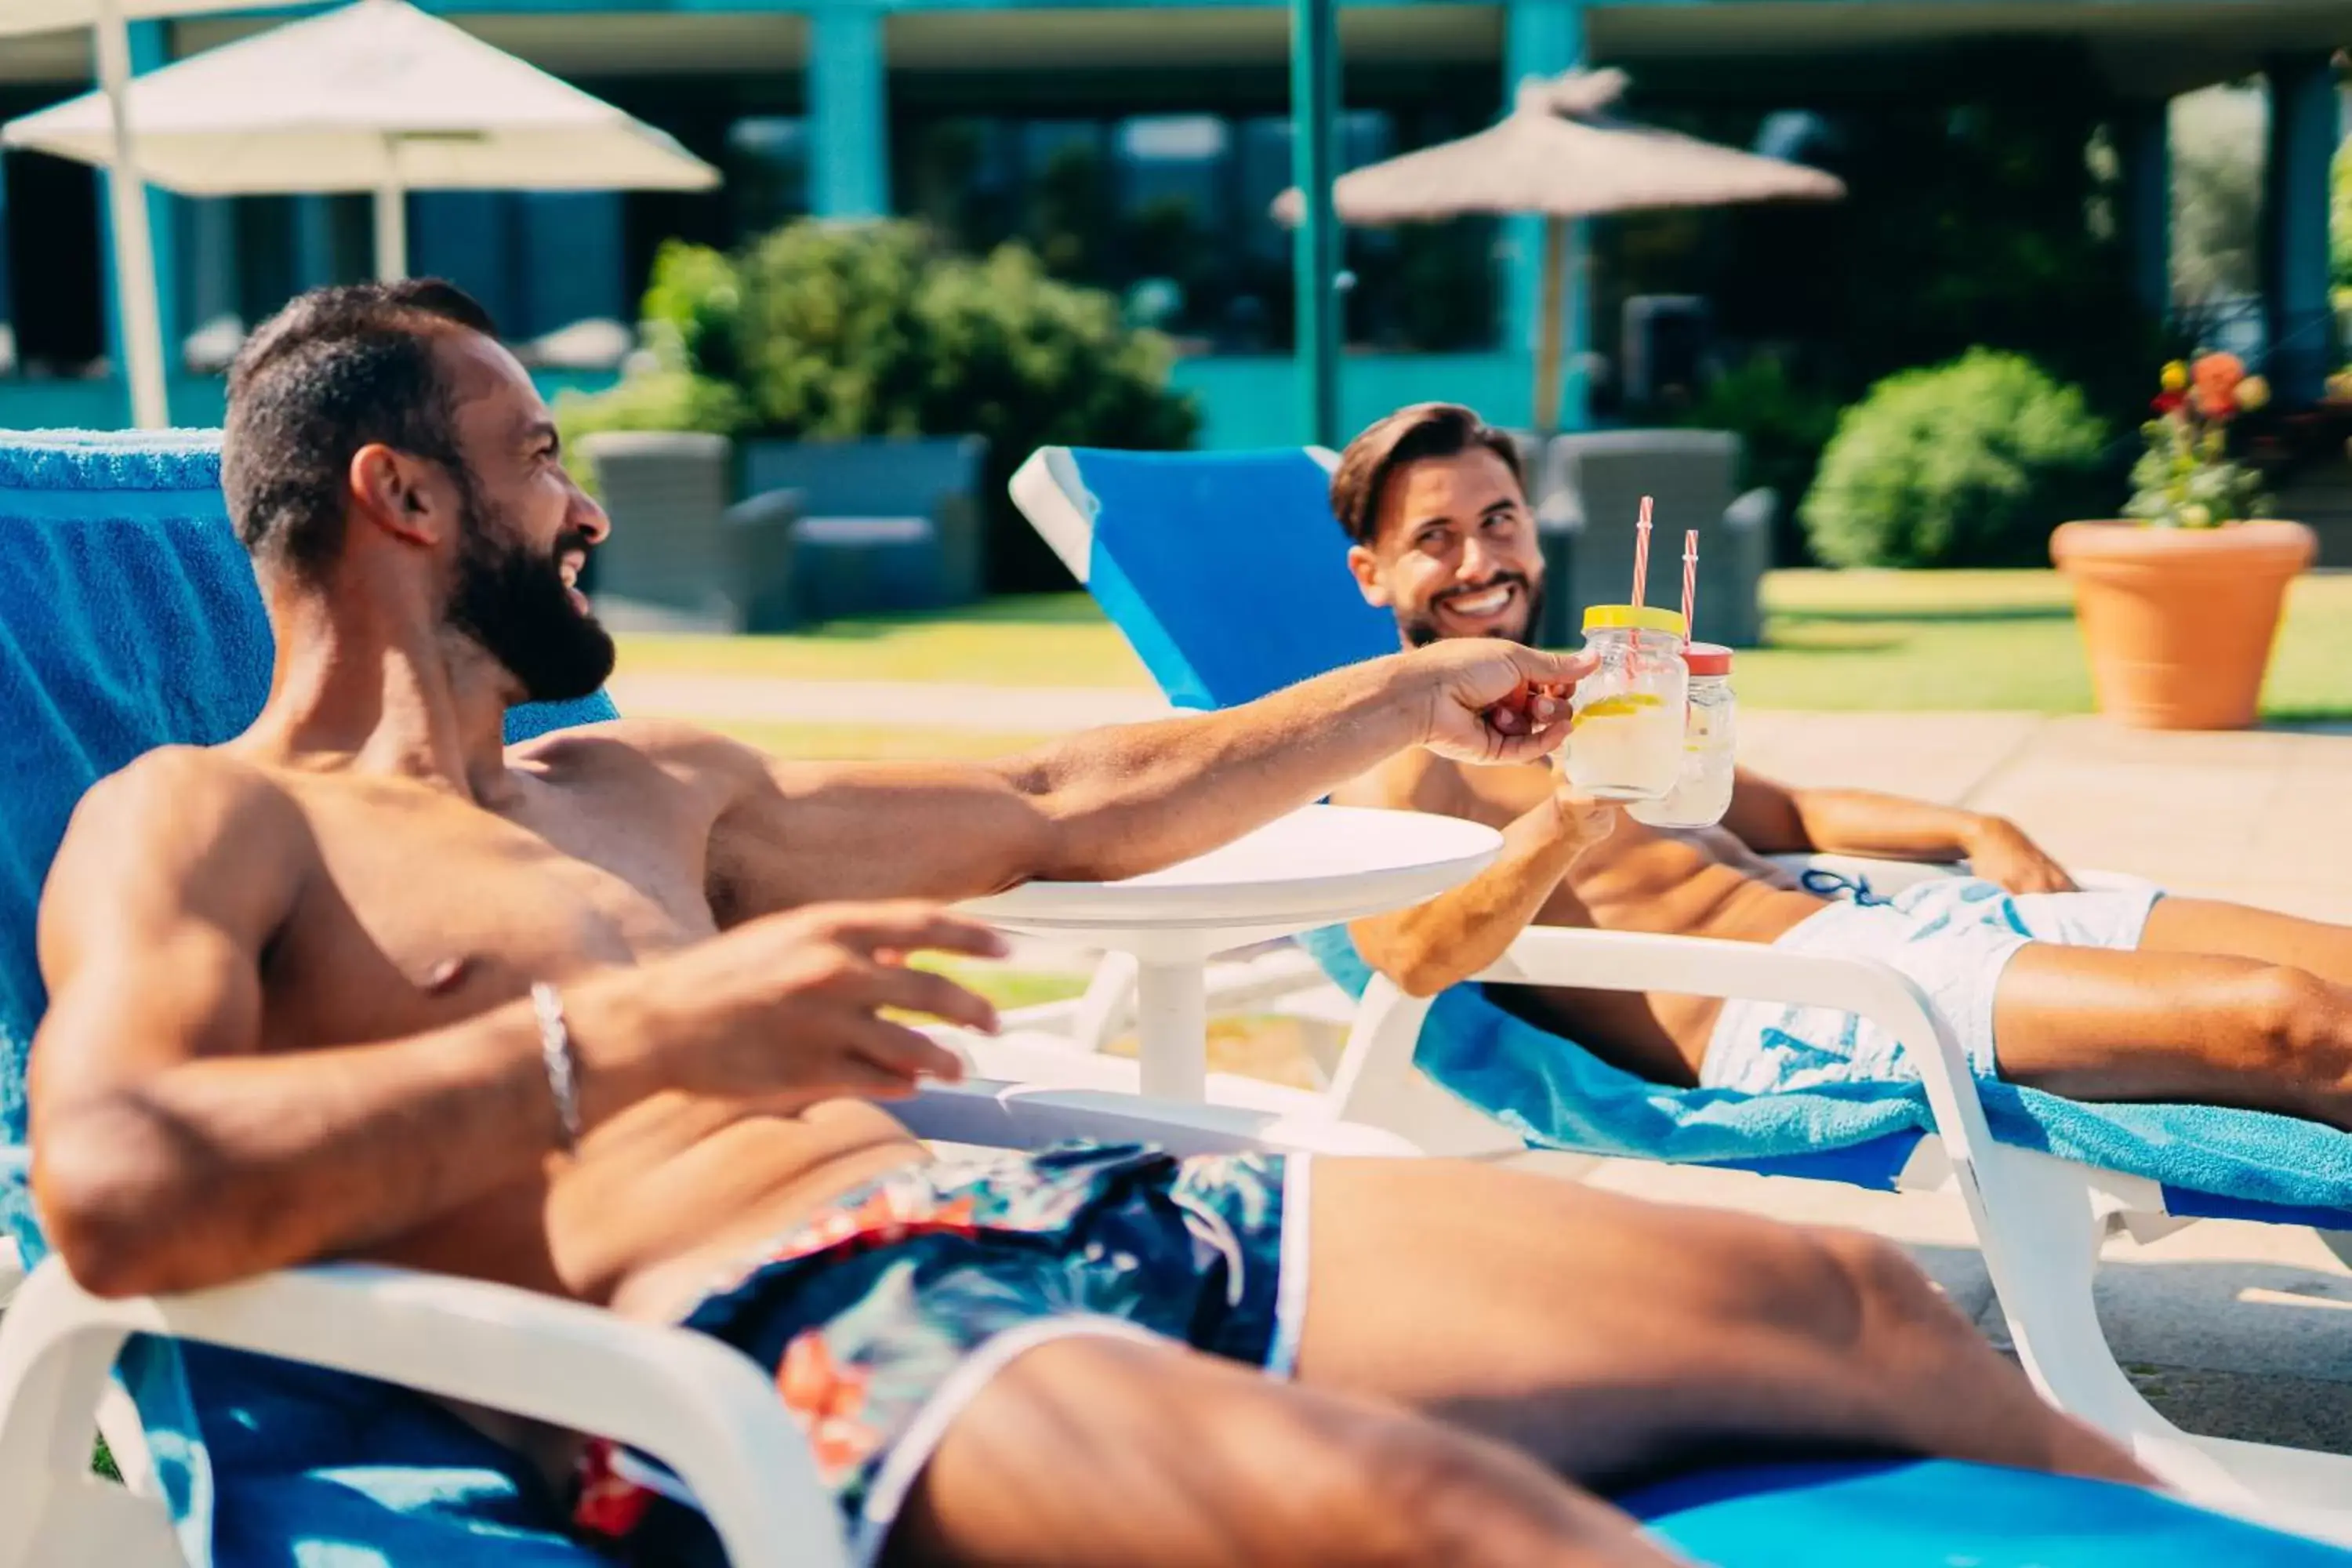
[1403,613,1537,648]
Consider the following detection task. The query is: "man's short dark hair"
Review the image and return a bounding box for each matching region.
[222,280,499,579]
[1327,403,1525,546]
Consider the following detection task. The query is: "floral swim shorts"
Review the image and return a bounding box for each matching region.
[572,1139,1309,1566]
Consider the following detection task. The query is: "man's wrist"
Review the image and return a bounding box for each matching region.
[540,971,666,1131]
[1957,813,2013,855]
[1351,649,1444,749]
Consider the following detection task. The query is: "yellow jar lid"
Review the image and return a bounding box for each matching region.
[1581,604,1688,637]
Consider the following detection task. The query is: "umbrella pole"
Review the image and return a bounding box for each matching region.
[92,0,169,430]
[373,180,408,281]
[1289,0,1340,448]
[1534,214,1566,435]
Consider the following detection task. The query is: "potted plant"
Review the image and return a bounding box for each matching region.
[2049,353,2317,730]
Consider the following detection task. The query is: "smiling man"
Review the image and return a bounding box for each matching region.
[1330,401,2352,1127]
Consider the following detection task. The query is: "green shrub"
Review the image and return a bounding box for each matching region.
[558,220,1198,590]
[1800,350,2111,568]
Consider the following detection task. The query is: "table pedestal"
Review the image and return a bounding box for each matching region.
[1134,958,1208,1102]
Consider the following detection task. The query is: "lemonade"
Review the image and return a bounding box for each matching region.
[1564,606,1688,800]
[1567,691,1684,800]
[1628,644,1737,829]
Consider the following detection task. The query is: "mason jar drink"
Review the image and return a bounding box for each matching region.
[1628,643,1737,829]
[1565,606,1688,800]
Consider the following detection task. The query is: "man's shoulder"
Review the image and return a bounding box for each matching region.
[510,715,765,800]
[74,745,303,855]
[45,746,312,945]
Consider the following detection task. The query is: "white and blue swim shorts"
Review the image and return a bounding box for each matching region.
[1700,871,2166,1094]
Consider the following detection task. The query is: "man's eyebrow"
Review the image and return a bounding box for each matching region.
[520,418,561,452]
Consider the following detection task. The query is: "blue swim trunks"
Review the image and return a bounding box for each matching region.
[572,1140,1308,1566]
[1701,873,2165,1094]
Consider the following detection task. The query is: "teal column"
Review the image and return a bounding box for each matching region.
[2118,100,2170,321]
[1504,0,1585,430]
[1290,0,1340,448]
[808,4,887,218]
[293,197,337,289]
[96,20,181,411]
[2260,56,2337,405]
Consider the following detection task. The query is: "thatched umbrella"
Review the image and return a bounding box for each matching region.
[1276,68,1846,431]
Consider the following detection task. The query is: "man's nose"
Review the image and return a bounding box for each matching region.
[1460,534,1502,582]
[570,481,612,546]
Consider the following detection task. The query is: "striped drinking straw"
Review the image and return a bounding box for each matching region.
[1631,495,1653,608]
[1681,529,1699,648]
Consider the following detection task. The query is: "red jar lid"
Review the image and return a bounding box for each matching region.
[1683,642,1733,677]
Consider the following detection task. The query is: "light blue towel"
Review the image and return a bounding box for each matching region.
[1299,926,2352,1218]
[0,430,611,1567]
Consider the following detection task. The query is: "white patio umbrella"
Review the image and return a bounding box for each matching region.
[3,0,718,350]
[0,0,259,428]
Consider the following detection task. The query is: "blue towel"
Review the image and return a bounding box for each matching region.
[0,430,612,1568]
[1300,926,2352,1218]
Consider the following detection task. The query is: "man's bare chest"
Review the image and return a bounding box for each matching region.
[256,776,719,1052]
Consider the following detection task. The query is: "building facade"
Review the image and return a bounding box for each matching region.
[0,0,2343,441]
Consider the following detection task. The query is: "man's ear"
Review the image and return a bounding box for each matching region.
[347,444,444,547]
[1346,543,1391,608]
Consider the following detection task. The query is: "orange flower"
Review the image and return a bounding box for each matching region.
[2192,352,2245,418]
[778,1332,884,1476]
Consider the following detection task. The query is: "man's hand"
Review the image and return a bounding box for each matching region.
[1407,641,1597,765]
[1963,816,2078,895]
[612,901,1007,1106]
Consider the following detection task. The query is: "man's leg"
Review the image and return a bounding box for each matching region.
[1290,1160,2144,1490]
[1992,942,2352,1126]
[887,1334,1679,1568]
[2140,896,2352,986]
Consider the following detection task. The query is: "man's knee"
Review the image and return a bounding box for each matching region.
[2232,964,2344,1073]
[1797,1226,1975,1356]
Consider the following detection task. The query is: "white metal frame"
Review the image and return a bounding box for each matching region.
[0,1075,1421,1568]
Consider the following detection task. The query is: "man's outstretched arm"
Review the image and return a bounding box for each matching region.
[1719,770,2077,894]
[695,641,1592,920]
[31,753,996,1298]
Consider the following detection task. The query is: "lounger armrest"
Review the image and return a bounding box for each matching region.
[0,1260,847,1568]
[1722,487,1777,535]
[1327,924,2005,1190]
[1472,927,2000,1171]
[723,485,806,532]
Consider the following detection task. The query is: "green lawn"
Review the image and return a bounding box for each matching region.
[1743,570,2352,719]
[621,570,2352,721]
[618,593,1146,688]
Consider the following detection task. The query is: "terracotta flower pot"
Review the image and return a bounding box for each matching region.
[2049,519,2317,730]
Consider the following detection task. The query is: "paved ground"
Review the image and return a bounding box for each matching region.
[623,670,2352,1468]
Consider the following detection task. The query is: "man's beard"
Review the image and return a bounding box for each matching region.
[1396,572,1545,650]
[443,489,615,704]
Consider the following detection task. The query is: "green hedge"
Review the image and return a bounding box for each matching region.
[1801,350,2111,568]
